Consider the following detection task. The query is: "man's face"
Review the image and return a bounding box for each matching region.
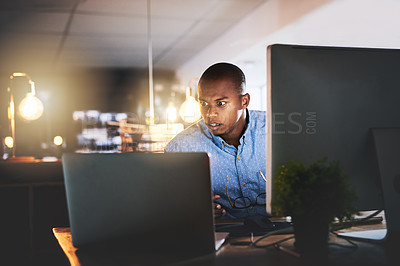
[198,79,249,139]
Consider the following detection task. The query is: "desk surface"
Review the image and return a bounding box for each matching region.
[53,221,397,266]
[0,159,63,184]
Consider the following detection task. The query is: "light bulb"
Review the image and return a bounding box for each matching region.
[4,136,14,149]
[53,136,63,146]
[166,104,177,122]
[18,93,44,121]
[179,96,201,123]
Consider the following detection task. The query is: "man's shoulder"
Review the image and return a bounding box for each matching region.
[249,109,266,120]
[249,110,266,129]
[165,121,210,152]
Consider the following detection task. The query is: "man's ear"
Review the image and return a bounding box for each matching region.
[241,93,250,109]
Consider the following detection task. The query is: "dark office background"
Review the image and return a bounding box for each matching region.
[0,68,184,157]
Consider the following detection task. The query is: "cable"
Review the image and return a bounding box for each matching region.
[331,209,383,232]
[230,211,383,251]
[328,232,358,249]
[229,226,294,247]
[251,226,294,248]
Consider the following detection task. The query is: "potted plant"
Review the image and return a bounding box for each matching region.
[271,158,358,260]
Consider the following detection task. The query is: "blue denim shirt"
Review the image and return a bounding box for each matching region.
[165,109,267,219]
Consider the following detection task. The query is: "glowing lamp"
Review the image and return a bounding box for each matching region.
[4,136,13,149]
[6,72,45,160]
[166,103,177,122]
[179,87,201,123]
[53,136,63,146]
[18,92,44,121]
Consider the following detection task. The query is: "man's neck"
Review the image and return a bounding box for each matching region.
[221,109,248,149]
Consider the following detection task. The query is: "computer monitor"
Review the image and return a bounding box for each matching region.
[266,44,400,215]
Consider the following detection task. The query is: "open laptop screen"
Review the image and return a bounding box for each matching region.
[62,152,216,255]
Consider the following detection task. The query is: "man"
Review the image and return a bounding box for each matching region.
[165,63,266,219]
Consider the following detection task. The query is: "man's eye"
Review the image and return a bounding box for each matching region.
[217,101,226,106]
[200,101,208,107]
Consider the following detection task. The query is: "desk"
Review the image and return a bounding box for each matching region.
[0,160,69,265]
[53,221,398,266]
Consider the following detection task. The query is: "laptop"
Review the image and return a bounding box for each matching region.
[62,152,225,257]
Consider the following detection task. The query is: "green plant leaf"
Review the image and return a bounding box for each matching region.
[271,157,358,222]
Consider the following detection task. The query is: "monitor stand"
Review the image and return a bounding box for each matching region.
[337,227,387,242]
[338,128,400,243]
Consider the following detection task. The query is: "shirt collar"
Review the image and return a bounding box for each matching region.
[240,108,252,145]
[199,108,252,149]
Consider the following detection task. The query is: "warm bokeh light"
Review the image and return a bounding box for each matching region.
[73,111,85,121]
[4,136,14,149]
[53,136,63,146]
[18,93,44,120]
[112,136,122,145]
[9,99,14,117]
[116,113,128,122]
[179,96,201,123]
[166,104,177,122]
[99,113,113,123]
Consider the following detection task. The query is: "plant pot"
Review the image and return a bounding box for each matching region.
[292,215,329,262]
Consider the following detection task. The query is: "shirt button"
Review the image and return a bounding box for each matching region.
[243,183,246,187]
[244,139,247,143]
[237,156,240,160]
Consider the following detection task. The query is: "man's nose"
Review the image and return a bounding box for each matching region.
[206,106,217,118]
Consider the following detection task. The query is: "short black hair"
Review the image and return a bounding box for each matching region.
[199,62,246,94]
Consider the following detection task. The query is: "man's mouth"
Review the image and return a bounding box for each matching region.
[207,122,222,130]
